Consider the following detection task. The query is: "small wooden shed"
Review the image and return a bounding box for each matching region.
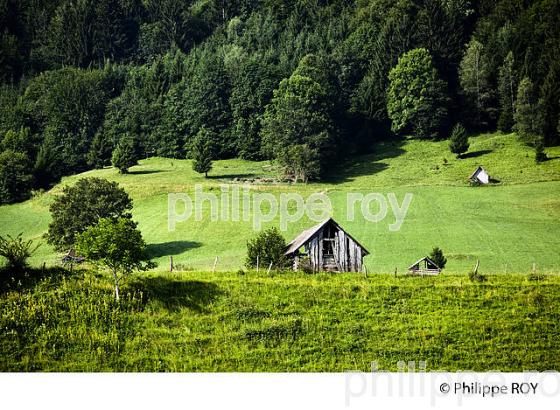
[408,257,441,275]
[284,218,370,272]
[469,166,490,184]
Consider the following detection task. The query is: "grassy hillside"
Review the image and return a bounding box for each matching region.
[1,269,559,371]
[1,132,559,273]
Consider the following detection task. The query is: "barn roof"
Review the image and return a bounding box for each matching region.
[284,218,370,256]
[468,166,488,180]
[407,256,440,270]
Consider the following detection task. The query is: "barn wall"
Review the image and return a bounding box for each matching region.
[291,224,366,273]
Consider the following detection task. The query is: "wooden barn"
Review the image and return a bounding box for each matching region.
[408,256,441,275]
[284,218,369,272]
[469,166,490,184]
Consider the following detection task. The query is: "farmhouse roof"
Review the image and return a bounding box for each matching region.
[407,256,440,270]
[284,218,370,256]
[468,166,488,180]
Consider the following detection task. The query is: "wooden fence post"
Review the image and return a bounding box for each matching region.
[256,255,259,273]
[212,256,218,273]
[170,256,173,272]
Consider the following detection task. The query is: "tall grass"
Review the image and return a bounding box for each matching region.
[1,269,559,371]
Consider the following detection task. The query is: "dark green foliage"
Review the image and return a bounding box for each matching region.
[76,218,155,300]
[537,62,560,145]
[515,77,541,145]
[229,54,281,160]
[0,234,39,271]
[162,50,233,158]
[245,227,288,270]
[261,55,336,179]
[191,128,214,177]
[534,136,547,163]
[0,0,557,188]
[429,247,447,270]
[276,144,320,183]
[459,38,495,129]
[387,48,449,139]
[498,52,517,132]
[46,178,133,251]
[449,123,469,157]
[0,150,33,204]
[112,137,139,174]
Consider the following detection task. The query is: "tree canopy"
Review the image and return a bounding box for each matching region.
[0,0,558,197]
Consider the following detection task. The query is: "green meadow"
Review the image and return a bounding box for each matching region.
[1,270,559,371]
[1,132,559,274]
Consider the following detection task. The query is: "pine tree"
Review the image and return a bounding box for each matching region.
[111,137,138,174]
[449,123,469,158]
[387,48,449,139]
[497,52,517,132]
[459,38,494,128]
[534,135,547,163]
[429,247,447,270]
[514,77,541,145]
[191,128,214,178]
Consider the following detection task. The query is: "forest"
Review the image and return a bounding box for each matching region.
[1,0,559,203]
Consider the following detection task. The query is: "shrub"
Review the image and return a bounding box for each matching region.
[429,247,447,270]
[112,137,139,174]
[298,256,313,274]
[534,136,547,163]
[76,218,155,300]
[449,123,469,157]
[46,178,133,251]
[0,234,39,271]
[469,271,487,282]
[245,227,289,270]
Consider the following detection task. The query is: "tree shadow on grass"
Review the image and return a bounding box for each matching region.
[0,266,72,294]
[146,241,202,258]
[128,170,167,175]
[461,149,493,159]
[130,277,223,312]
[324,139,406,184]
[206,173,258,180]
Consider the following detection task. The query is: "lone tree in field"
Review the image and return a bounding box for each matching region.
[46,178,133,251]
[0,234,39,272]
[246,227,289,270]
[191,128,214,177]
[111,137,138,174]
[387,48,449,139]
[449,123,469,158]
[429,247,447,270]
[76,218,155,300]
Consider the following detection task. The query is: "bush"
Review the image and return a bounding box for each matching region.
[534,136,547,163]
[449,123,469,157]
[46,178,133,251]
[0,150,34,204]
[429,247,447,270]
[245,227,289,270]
[0,234,39,272]
[469,271,487,282]
[112,137,139,174]
[298,256,313,274]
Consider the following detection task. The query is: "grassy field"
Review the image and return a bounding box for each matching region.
[1,132,559,273]
[1,269,559,371]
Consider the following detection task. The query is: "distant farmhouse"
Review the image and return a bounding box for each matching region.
[408,256,441,275]
[285,218,369,273]
[469,166,490,184]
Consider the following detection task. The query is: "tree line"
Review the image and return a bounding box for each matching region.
[1,0,559,203]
